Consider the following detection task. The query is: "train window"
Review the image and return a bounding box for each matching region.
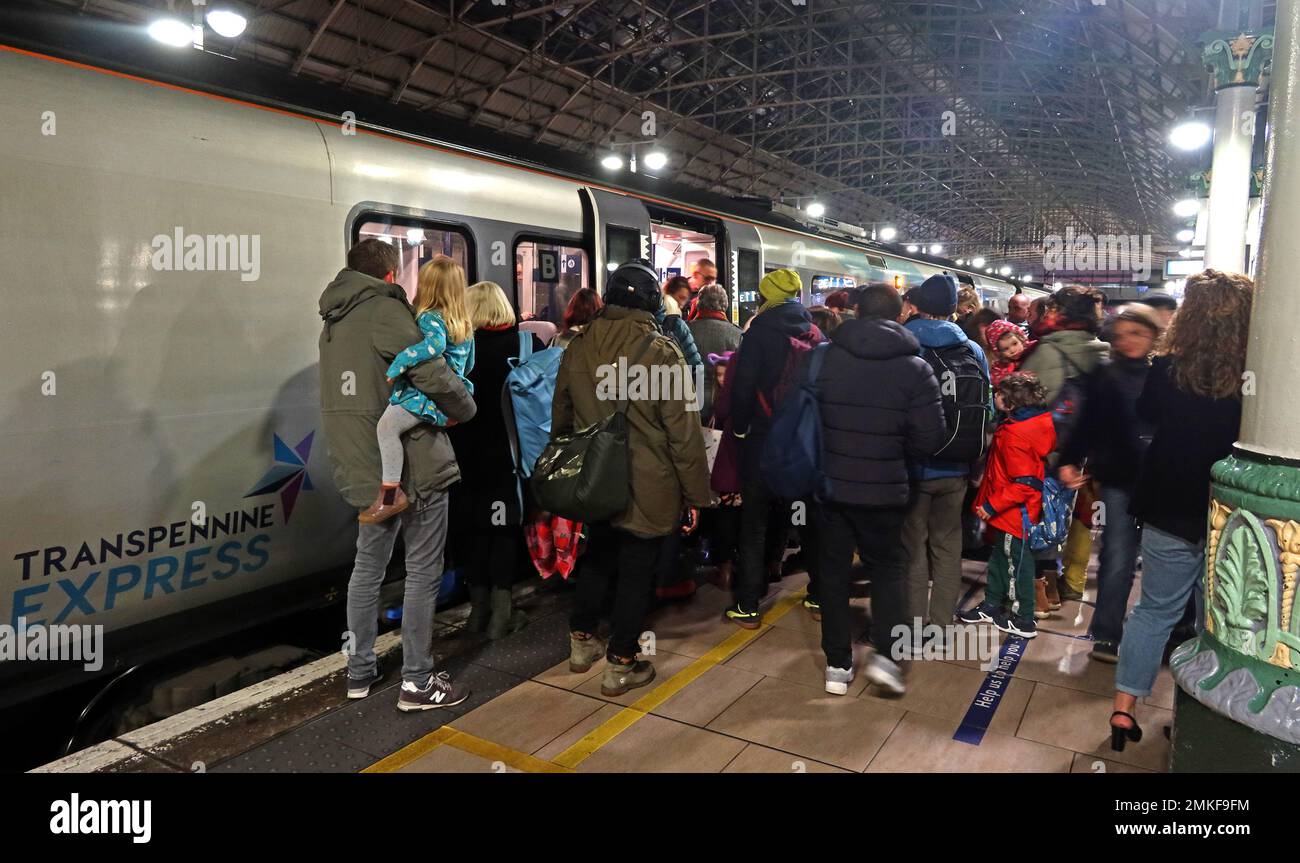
[810,274,857,307]
[865,254,887,268]
[353,217,471,303]
[516,238,588,326]
[606,226,642,270]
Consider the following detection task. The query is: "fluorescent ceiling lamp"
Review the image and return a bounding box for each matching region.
[600,154,623,170]
[999,266,1013,276]
[971,257,986,268]
[955,258,965,266]
[929,244,943,255]
[642,150,668,171]
[1172,198,1201,218]
[1176,229,1195,243]
[1169,121,1212,151]
[206,9,248,38]
[805,202,826,218]
[878,226,897,241]
[906,244,919,253]
[147,17,193,47]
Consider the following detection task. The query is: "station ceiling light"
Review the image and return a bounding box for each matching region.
[999,266,1013,276]
[1176,228,1195,243]
[971,256,986,268]
[206,8,248,38]
[1172,198,1201,218]
[878,226,897,241]
[1169,121,1212,151]
[929,244,943,255]
[600,154,623,170]
[642,150,669,171]
[906,244,920,253]
[147,17,193,47]
[955,258,965,266]
[805,201,826,218]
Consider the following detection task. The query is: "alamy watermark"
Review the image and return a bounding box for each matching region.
[596,358,704,412]
[1,617,103,671]
[151,226,261,282]
[890,618,1000,671]
[1042,228,1151,282]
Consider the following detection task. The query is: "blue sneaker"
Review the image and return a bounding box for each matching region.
[955,601,999,626]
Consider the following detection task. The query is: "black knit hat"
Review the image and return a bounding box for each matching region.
[604,259,663,313]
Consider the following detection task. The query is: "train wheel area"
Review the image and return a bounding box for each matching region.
[36,555,1176,776]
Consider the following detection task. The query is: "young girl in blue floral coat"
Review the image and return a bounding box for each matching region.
[359,255,475,523]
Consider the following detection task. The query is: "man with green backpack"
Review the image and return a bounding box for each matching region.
[549,260,713,697]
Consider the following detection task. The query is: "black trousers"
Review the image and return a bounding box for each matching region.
[570,524,666,660]
[734,475,793,611]
[817,502,908,670]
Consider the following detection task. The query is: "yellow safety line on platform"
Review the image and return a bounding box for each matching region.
[551,589,805,769]
[363,588,805,774]
[364,726,573,773]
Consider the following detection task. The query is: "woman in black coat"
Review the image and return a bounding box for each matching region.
[447,281,546,638]
[1107,270,1253,751]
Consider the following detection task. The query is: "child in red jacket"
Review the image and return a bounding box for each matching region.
[959,373,1056,638]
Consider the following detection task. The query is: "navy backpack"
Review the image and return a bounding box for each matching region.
[761,343,832,501]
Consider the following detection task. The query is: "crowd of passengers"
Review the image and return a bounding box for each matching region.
[319,237,1252,752]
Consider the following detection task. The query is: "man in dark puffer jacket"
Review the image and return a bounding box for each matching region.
[817,285,947,698]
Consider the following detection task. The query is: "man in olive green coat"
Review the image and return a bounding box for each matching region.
[556,260,713,697]
[318,239,476,711]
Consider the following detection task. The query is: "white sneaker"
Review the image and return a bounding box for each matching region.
[824,665,854,696]
[864,654,906,696]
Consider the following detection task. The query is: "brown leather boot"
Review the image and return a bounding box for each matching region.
[1044,571,1062,611]
[358,484,409,524]
[1034,578,1052,620]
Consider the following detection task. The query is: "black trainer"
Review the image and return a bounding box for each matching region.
[397,671,470,712]
[346,666,386,700]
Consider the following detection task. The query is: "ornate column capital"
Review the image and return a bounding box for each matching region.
[1201,29,1275,89]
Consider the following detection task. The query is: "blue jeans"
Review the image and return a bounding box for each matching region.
[346,493,449,684]
[1114,525,1205,697]
[1089,485,1141,645]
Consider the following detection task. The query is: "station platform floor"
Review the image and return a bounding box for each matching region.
[54,554,1177,774]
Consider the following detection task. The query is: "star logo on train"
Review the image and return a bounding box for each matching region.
[245,432,315,522]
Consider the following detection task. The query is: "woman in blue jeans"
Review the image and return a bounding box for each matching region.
[1108,270,1253,752]
[1058,305,1164,662]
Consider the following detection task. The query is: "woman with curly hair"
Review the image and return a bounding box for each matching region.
[1108,269,1254,751]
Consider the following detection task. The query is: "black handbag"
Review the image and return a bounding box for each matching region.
[530,334,658,523]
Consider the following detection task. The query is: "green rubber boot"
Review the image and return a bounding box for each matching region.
[466,585,491,634]
[486,587,527,640]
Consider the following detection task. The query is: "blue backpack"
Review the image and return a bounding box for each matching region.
[1015,474,1077,553]
[761,343,832,501]
[503,331,564,478]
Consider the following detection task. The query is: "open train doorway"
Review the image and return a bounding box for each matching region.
[647,205,722,301]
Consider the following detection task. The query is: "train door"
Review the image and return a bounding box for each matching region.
[645,204,724,293]
[580,187,651,283]
[721,219,762,327]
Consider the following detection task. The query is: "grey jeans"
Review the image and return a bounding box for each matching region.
[346,492,449,684]
[901,474,968,626]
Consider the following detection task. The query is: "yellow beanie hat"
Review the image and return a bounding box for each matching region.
[758,268,802,311]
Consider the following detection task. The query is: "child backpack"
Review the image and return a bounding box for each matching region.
[761,342,832,501]
[1014,474,1077,553]
[919,342,991,462]
[503,331,564,478]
